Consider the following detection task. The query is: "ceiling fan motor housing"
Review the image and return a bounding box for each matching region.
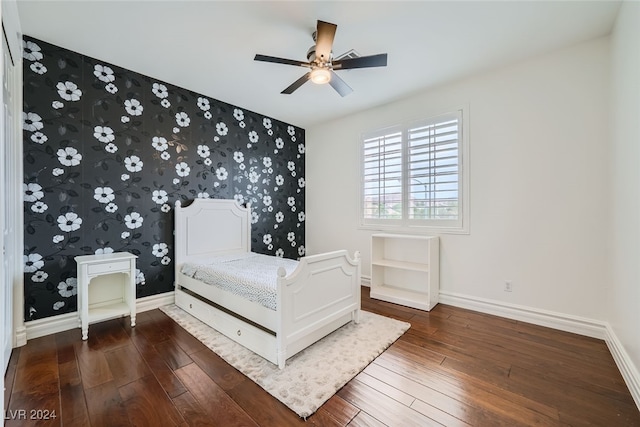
[306,45,316,61]
[306,45,332,65]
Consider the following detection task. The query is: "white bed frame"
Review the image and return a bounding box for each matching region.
[174,199,361,369]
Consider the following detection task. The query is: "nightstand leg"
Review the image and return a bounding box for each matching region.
[81,325,88,340]
[128,266,136,328]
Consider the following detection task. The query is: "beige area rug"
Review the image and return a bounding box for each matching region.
[160,304,410,418]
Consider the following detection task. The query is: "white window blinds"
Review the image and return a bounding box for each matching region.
[408,115,459,221]
[361,110,465,231]
[362,128,403,220]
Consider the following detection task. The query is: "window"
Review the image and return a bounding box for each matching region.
[361,109,468,232]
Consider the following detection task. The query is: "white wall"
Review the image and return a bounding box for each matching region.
[306,36,611,321]
[609,0,640,401]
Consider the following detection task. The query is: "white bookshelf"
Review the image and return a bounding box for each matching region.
[370,233,439,311]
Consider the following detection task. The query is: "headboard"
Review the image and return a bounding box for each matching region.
[174,199,251,269]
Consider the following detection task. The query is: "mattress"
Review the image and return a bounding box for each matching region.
[180,252,299,310]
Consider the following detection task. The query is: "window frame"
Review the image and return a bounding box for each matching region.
[359,106,469,234]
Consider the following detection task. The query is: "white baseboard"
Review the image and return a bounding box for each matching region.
[24,291,175,341]
[605,324,640,410]
[25,312,78,341]
[14,326,27,347]
[439,290,640,411]
[439,290,607,339]
[136,291,176,313]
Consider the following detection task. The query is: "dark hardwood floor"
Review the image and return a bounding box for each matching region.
[4,287,639,426]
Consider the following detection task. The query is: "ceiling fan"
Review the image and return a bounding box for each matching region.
[254,20,388,97]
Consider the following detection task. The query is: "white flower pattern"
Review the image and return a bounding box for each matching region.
[58,278,77,297]
[125,99,143,116]
[152,243,169,257]
[24,183,44,202]
[175,162,190,177]
[94,187,115,203]
[57,212,82,232]
[30,62,47,74]
[152,136,168,151]
[57,147,82,166]
[23,112,44,132]
[31,132,48,144]
[23,40,43,61]
[31,201,48,213]
[22,36,305,321]
[175,111,190,127]
[94,64,115,83]
[24,253,44,273]
[94,126,115,143]
[125,155,143,172]
[56,81,82,101]
[152,190,168,205]
[124,212,144,229]
[152,83,169,98]
[32,271,48,283]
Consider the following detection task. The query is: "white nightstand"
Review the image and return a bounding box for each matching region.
[75,252,138,340]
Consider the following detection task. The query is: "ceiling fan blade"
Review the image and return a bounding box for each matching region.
[332,53,388,70]
[281,72,311,94]
[329,71,353,97]
[315,20,337,62]
[254,54,310,68]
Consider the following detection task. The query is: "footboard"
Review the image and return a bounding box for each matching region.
[276,250,361,367]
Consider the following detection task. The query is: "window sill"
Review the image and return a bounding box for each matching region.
[359,222,470,235]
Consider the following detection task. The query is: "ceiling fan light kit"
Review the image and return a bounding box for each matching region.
[254,20,388,97]
[310,68,331,84]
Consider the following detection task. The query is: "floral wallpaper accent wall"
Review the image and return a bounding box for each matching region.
[22,36,306,321]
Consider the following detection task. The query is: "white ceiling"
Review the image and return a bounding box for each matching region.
[16,0,621,128]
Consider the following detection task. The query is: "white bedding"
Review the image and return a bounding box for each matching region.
[180,252,299,310]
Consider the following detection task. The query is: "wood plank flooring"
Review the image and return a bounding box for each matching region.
[4,287,639,426]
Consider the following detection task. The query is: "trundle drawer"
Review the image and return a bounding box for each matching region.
[175,290,277,364]
[212,309,275,355]
[176,290,213,324]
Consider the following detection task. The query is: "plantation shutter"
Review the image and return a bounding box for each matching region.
[360,109,465,231]
[362,128,403,220]
[407,114,460,222]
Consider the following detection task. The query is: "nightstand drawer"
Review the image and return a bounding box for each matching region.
[87,260,130,275]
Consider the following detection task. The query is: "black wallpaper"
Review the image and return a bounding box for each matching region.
[22,36,306,321]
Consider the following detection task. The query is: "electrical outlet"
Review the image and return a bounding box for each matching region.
[504,281,513,292]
